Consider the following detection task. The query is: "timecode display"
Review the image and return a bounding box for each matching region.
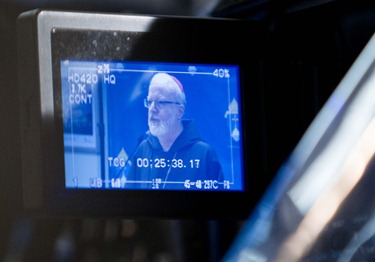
[136,158,200,169]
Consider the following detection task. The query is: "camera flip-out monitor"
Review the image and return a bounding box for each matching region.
[17,9,265,218]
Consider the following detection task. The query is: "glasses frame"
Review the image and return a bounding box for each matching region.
[144,99,181,109]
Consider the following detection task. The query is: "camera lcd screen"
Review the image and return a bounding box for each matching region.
[60,59,244,191]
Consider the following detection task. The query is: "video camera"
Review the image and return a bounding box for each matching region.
[17,9,266,219]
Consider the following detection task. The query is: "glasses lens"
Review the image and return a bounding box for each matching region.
[144,99,179,109]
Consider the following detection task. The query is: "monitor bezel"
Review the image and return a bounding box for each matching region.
[18,9,267,219]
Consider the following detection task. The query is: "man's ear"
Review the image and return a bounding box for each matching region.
[178,105,185,119]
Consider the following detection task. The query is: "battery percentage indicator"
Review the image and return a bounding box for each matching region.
[213,68,230,78]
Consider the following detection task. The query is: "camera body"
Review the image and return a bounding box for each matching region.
[17,9,266,219]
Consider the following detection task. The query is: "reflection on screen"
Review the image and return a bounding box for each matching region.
[222,33,375,261]
[60,60,245,191]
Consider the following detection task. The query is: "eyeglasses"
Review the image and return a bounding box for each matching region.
[144,99,181,109]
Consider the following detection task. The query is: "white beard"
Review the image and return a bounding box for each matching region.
[148,119,172,137]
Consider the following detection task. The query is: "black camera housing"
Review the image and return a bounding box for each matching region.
[17,9,267,219]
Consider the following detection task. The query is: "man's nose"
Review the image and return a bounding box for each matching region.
[149,101,158,111]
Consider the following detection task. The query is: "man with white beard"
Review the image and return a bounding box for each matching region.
[125,72,224,190]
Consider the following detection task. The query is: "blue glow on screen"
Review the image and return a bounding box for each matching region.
[61,60,245,191]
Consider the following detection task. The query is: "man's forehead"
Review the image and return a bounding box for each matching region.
[148,86,175,98]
